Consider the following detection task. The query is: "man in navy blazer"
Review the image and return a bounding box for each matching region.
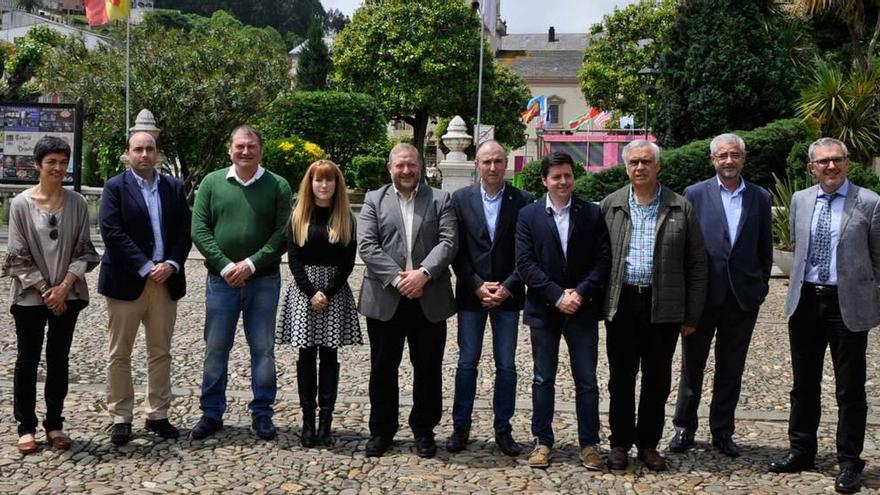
[447,141,532,457]
[669,133,772,458]
[98,131,192,445]
[515,152,611,469]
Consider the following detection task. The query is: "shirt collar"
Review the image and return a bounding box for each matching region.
[131,169,160,190]
[480,181,505,202]
[820,179,849,198]
[393,182,419,202]
[716,175,746,196]
[628,184,661,207]
[545,194,571,214]
[227,165,265,186]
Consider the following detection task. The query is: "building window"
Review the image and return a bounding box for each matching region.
[548,104,560,124]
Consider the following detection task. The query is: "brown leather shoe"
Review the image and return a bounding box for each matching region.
[607,446,629,470]
[46,430,72,450]
[17,434,39,455]
[637,448,667,471]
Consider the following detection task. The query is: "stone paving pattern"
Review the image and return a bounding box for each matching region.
[0,261,877,494]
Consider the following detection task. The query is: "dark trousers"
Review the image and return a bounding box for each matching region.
[673,292,758,440]
[606,287,680,450]
[12,301,86,436]
[367,298,446,440]
[530,319,600,447]
[788,285,867,471]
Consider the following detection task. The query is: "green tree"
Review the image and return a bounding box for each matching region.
[0,26,62,101]
[260,91,387,168]
[795,0,880,71]
[332,0,484,154]
[434,63,531,152]
[295,20,331,90]
[154,0,324,45]
[654,0,798,147]
[40,11,289,195]
[578,0,676,116]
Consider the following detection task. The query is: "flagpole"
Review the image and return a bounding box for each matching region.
[474,1,485,149]
[125,13,131,140]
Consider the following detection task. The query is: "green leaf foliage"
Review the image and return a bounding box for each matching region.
[295,20,331,91]
[578,0,676,115]
[574,164,630,201]
[347,155,387,192]
[40,11,290,195]
[0,26,62,101]
[154,0,324,44]
[654,0,799,147]
[261,91,387,169]
[331,0,482,152]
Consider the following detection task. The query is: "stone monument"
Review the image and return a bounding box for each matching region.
[437,115,475,192]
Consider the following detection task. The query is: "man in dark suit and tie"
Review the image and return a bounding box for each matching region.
[357,143,458,459]
[447,140,532,456]
[515,152,611,470]
[99,131,191,445]
[669,133,772,458]
[769,137,880,494]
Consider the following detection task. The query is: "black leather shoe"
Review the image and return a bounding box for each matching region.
[711,436,740,458]
[668,429,695,453]
[252,416,277,440]
[109,423,132,446]
[607,446,629,470]
[495,431,522,457]
[415,435,437,458]
[446,427,469,453]
[365,436,392,457]
[145,418,180,439]
[835,466,862,493]
[769,453,815,473]
[190,417,223,440]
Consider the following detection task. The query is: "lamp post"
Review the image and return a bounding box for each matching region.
[472,1,485,147]
[637,67,659,139]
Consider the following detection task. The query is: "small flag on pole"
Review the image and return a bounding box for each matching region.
[592,111,612,129]
[521,95,545,125]
[568,107,600,130]
[84,0,131,27]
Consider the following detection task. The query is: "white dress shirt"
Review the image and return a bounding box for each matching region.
[805,180,849,285]
[718,175,746,245]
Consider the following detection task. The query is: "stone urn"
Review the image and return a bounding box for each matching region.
[773,248,794,277]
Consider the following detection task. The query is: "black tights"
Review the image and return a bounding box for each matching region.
[298,346,337,365]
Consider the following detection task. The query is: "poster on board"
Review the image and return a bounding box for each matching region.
[0,102,83,191]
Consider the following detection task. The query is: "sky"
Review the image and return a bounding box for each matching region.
[322,0,642,34]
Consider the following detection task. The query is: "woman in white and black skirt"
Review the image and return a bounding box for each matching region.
[277,159,361,447]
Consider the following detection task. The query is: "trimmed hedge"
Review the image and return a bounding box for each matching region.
[572,118,819,200]
[346,155,387,192]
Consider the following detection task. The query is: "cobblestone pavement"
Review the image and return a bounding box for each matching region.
[0,261,877,494]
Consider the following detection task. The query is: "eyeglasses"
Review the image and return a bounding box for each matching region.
[811,156,847,167]
[48,214,58,241]
[712,152,744,161]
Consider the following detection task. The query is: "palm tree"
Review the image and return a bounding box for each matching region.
[15,0,43,14]
[797,57,880,163]
[791,0,879,71]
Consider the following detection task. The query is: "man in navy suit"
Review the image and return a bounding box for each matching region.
[669,133,772,458]
[515,152,611,470]
[98,131,192,445]
[447,140,532,457]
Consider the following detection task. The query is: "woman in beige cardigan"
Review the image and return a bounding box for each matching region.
[2,136,98,454]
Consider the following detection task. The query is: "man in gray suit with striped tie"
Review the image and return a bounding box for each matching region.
[769,137,880,494]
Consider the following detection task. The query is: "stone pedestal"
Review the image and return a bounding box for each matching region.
[437,116,475,193]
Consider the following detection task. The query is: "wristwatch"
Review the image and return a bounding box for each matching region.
[38,283,50,295]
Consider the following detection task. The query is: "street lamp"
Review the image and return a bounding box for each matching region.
[637,67,659,139]
[472,1,485,147]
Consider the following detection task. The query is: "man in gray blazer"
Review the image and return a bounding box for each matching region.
[357,143,458,459]
[769,137,880,494]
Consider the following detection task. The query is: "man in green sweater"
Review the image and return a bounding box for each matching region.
[189,125,292,441]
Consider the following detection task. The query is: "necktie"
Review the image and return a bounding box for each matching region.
[810,193,838,283]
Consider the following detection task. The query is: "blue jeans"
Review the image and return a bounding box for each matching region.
[531,320,600,447]
[200,272,281,420]
[452,309,519,433]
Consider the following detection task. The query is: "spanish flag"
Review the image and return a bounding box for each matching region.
[84,0,131,27]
